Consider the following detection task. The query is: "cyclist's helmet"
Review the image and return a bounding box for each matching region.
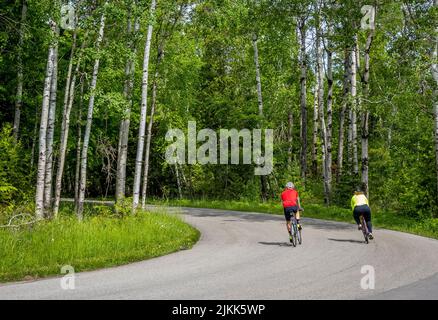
[286,182,295,189]
[355,186,364,194]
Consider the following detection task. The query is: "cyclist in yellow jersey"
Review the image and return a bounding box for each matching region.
[351,187,374,240]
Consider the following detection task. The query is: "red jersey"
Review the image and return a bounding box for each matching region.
[281,189,298,208]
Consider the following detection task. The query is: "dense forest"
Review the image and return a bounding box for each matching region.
[1,0,437,221]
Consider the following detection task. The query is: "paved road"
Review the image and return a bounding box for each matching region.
[1,207,437,300]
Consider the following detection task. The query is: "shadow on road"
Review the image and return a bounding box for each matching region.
[258,241,292,247]
[327,238,365,244]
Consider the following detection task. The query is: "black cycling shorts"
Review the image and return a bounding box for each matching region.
[284,206,298,222]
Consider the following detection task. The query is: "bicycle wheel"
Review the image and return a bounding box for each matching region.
[360,216,369,244]
[290,223,297,247]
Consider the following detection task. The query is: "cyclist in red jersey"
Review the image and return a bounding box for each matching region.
[281,182,303,243]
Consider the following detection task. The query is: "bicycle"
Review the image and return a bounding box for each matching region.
[359,214,369,244]
[289,211,302,247]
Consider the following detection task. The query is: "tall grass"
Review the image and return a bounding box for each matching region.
[0,211,199,282]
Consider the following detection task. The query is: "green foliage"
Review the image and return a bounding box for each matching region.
[0,125,32,205]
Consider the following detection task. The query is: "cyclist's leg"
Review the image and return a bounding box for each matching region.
[353,208,361,225]
[364,207,373,233]
[284,207,292,233]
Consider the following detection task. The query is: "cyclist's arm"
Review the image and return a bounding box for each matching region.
[298,197,303,211]
[351,196,356,211]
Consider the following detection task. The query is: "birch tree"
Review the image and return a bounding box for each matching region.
[432,0,438,202]
[53,32,87,217]
[35,20,57,219]
[316,8,331,204]
[252,32,268,200]
[132,0,157,211]
[116,3,140,204]
[298,16,308,179]
[77,5,107,219]
[348,36,359,175]
[360,10,375,198]
[336,48,350,182]
[43,35,59,215]
[13,0,27,141]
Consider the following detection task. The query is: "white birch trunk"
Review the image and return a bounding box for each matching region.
[53,33,85,217]
[337,48,350,182]
[351,38,359,175]
[35,22,57,220]
[43,38,59,215]
[253,33,263,119]
[361,24,375,198]
[132,0,156,211]
[326,49,333,189]
[141,67,159,209]
[252,32,268,200]
[13,0,27,141]
[316,21,330,204]
[116,13,140,203]
[77,7,107,219]
[298,17,308,179]
[432,0,438,203]
[312,85,319,176]
[74,78,84,209]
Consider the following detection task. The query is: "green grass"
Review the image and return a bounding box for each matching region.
[0,211,200,282]
[148,198,438,240]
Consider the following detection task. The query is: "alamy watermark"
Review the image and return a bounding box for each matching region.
[60,4,76,30]
[60,265,75,290]
[360,265,375,290]
[165,121,273,175]
[361,5,376,30]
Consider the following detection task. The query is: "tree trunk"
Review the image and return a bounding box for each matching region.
[116,11,140,204]
[132,0,156,211]
[35,21,57,220]
[175,163,182,199]
[252,33,268,201]
[361,25,375,198]
[337,48,350,182]
[287,110,293,165]
[312,85,318,176]
[77,6,107,219]
[141,66,159,209]
[31,103,39,168]
[298,17,307,179]
[43,36,59,216]
[13,0,27,141]
[326,49,333,189]
[432,0,438,204]
[253,33,263,120]
[74,77,84,210]
[316,20,330,204]
[350,38,359,175]
[53,33,85,217]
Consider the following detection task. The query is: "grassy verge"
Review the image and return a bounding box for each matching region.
[0,211,199,282]
[148,198,438,240]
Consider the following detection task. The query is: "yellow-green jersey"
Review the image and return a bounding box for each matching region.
[351,194,369,211]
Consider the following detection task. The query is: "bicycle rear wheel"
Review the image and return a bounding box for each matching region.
[297,227,302,245]
[290,224,297,247]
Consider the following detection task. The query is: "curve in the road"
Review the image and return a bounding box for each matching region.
[0,207,437,300]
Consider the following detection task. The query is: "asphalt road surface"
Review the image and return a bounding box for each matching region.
[1,207,437,300]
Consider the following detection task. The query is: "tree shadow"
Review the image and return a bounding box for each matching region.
[327,238,366,244]
[258,241,292,247]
